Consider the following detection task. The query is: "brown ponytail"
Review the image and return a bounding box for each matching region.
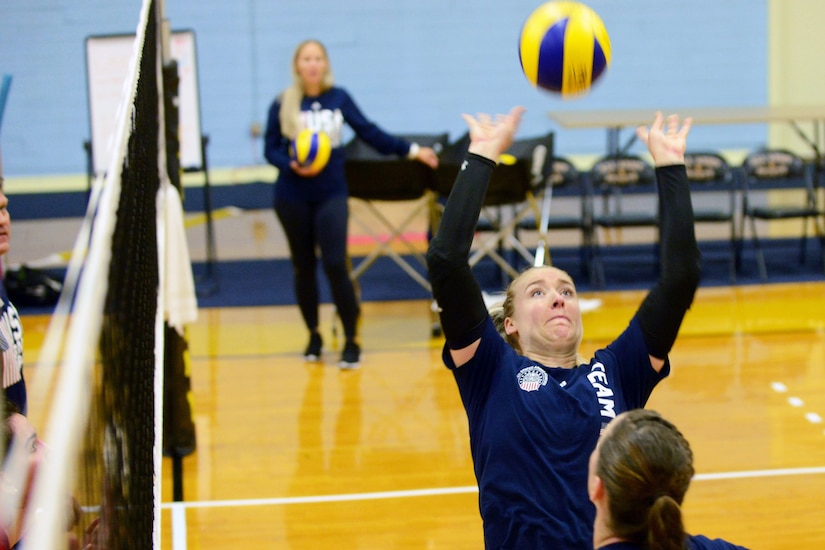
[596,409,694,550]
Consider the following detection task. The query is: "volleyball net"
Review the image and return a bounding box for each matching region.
[1,0,197,547]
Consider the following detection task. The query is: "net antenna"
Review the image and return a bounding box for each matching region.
[20,0,175,547]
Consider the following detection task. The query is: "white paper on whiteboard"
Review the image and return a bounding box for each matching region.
[86,29,203,176]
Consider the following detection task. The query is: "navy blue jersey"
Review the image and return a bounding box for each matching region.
[264,86,411,203]
[601,534,750,549]
[445,316,668,549]
[0,284,24,413]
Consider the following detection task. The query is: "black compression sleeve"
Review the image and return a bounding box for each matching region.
[427,153,496,349]
[637,164,702,359]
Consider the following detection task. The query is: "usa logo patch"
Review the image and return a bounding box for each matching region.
[517,366,548,392]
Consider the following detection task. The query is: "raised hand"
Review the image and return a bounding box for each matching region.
[636,111,692,167]
[464,106,526,163]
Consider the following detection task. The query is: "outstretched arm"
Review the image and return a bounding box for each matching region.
[635,112,701,372]
[426,107,525,367]
[341,89,439,168]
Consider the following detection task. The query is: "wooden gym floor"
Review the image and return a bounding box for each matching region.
[13,196,825,549]
[24,280,825,549]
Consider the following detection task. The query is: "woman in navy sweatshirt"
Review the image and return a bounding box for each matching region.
[264,39,438,368]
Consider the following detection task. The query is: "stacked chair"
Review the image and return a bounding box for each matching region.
[739,148,825,281]
[588,154,658,289]
[683,151,739,283]
[432,131,555,286]
[516,156,593,278]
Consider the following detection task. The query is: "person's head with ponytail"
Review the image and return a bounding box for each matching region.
[588,408,694,550]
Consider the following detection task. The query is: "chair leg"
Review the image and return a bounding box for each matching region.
[589,231,606,289]
[736,212,746,274]
[728,233,737,284]
[750,216,768,282]
[728,220,737,284]
[577,244,589,281]
[798,218,810,265]
[818,234,825,277]
[815,215,825,276]
[798,234,808,265]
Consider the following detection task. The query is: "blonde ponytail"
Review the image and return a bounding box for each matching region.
[489,295,522,354]
[278,84,303,140]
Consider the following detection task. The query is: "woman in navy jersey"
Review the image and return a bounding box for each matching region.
[264,39,438,369]
[589,408,749,550]
[0,152,25,415]
[426,108,700,548]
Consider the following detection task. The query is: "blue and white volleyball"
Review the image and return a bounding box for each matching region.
[519,1,611,97]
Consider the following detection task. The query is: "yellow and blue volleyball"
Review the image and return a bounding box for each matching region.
[519,1,611,97]
[291,129,331,172]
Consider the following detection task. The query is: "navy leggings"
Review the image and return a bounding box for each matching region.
[274,194,360,341]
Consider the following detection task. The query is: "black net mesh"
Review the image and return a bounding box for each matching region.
[74,1,161,547]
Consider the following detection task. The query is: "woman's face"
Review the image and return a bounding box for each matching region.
[0,190,10,257]
[504,266,583,355]
[1,413,47,519]
[295,42,328,92]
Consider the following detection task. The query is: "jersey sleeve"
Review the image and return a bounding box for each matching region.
[339,89,410,157]
[447,318,514,420]
[636,164,701,359]
[599,316,669,410]
[427,154,496,349]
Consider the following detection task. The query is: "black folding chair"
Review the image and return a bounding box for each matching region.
[684,151,739,282]
[518,156,593,277]
[739,148,825,281]
[432,131,555,282]
[344,133,449,291]
[588,154,658,288]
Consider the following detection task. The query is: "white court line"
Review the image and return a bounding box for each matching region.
[163,465,825,512]
[164,485,479,511]
[693,465,825,481]
[166,466,825,550]
[771,381,788,393]
[172,505,187,550]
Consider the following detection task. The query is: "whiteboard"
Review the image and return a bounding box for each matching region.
[85,29,203,175]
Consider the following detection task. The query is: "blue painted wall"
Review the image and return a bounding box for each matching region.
[0,0,767,176]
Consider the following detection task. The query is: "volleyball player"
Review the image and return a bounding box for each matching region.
[0,149,25,414]
[589,408,749,549]
[426,108,700,548]
[264,39,439,369]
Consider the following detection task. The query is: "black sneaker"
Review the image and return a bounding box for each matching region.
[304,332,322,362]
[338,341,361,369]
